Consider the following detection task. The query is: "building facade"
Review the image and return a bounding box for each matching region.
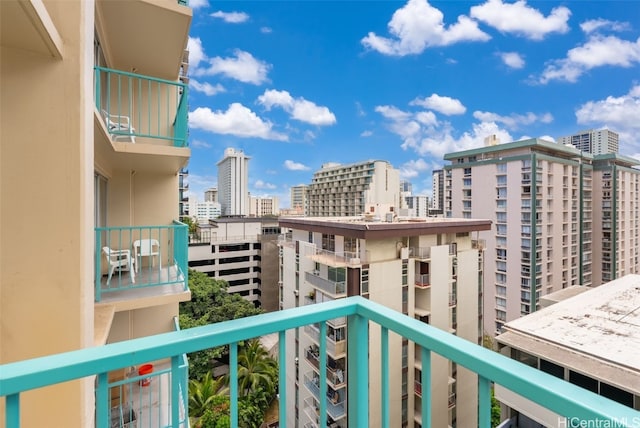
[189,218,281,310]
[557,128,619,155]
[204,187,218,202]
[291,184,309,215]
[278,216,491,428]
[431,169,444,215]
[217,147,250,217]
[307,160,401,217]
[495,275,640,427]
[405,195,430,218]
[0,0,192,425]
[249,195,280,217]
[444,138,640,336]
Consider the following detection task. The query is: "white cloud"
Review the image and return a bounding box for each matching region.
[195,50,271,85]
[210,11,249,23]
[575,85,640,151]
[361,130,373,137]
[472,111,553,130]
[538,35,640,84]
[470,0,570,40]
[399,158,430,179]
[376,104,514,158]
[361,0,490,56]
[187,37,206,68]
[284,160,311,171]
[254,180,277,190]
[257,89,337,126]
[186,173,217,202]
[189,0,209,9]
[410,94,466,115]
[190,139,212,149]
[499,51,525,69]
[261,27,272,34]
[189,104,288,141]
[581,19,630,34]
[190,79,225,96]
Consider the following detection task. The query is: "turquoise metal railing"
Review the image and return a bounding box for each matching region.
[95,222,189,301]
[2,297,639,428]
[94,66,188,147]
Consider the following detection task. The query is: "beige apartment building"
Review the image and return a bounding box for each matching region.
[307,160,401,217]
[1,1,192,426]
[495,275,640,427]
[278,214,491,428]
[444,137,640,336]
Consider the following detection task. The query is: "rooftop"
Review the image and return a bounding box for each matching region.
[279,215,492,239]
[498,275,640,392]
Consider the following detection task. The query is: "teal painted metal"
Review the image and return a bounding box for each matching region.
[278,331,287,427]
[478,375,491,428]
[319,323,328,427]
[1,297,638,428]
[96,372,108,428]
[94,66,188,147]
[420,346,431,427]
[95,223,188,301]
[230,342,238,428]
[381,326,389,428]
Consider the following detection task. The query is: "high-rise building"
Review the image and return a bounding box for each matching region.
[405,195,430,217]
[307,160,401,217]
[290,184,308,215]
[189,217,281,310]
[557,128,619,155]
[249,195,280,217]
[495,275,640,427]
[179,168,190,220]
[0,1,192,425]
[204,187,218,202]
[444,138,640,336]
[278,216,491,428]
[194,200,221,222]
[431,169,444,215]
[217,148,250,217]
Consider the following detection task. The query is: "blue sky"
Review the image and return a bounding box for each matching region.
[185,0,640,207]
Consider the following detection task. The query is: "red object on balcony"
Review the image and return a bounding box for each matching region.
[138,364,153,387]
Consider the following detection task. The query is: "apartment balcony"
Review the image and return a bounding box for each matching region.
[307,248,366,268]
[95,0,191,80]
[94,66,189,174]
[415,274,431,288]
[95,221,190,305]
[1,0,64,59]
[409,247,431,260]
[303,372,347,422]
[305,347,346,388]
[304,323,346,358]
[3,298,638,428]
[306,271,346,297]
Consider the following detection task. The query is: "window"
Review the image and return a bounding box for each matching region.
[496,273,506,284]
[496,297,506,308]
[496,175,507,185]
[496,261,506,272]
[496,224,507,235]
[496,199,506,209]
[497,188,507,198]
[497,163,507,173]
[463,178,472,187]
[496,212,506,223]
[496,248,507,260]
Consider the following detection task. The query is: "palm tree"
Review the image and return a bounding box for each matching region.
[237,339,278,397]
[189,371,229,418]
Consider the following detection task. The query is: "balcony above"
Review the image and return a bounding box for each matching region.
[95,0,192,80]
[1,0,63,58]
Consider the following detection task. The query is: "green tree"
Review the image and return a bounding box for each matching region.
[237,339,278,397]
[180,270,263,380]
[189,372,229,419]
[491,387,502,427]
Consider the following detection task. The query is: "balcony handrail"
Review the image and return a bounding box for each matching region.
[94,66,188,147]
[2,297,638,428]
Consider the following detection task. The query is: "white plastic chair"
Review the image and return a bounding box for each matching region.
[102,247,135,285]
[133,239,161,273]
[101,109,136,142]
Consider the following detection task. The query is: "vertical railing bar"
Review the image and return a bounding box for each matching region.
[319,323,328,428]
[6,393,20,428]
[137,75,142,137]
[96,372,108,428]
[171,356,181,428]
[95,229,102,302]
[347,313,369,427]
[421,346,431,428]
[148,78,152,138]
[162,80,166,137]
[381,326,389,428]
[478,375,491,428]
[230,342,238,428]
[278,330,287,428]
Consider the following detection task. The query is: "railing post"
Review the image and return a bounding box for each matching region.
[421,347,431,428]
[171,355,181,428]
[6,393,20,428]
[95,229,102,302]
[478,375,491,428]
[96,372,109,428]
[381,326,389,428]
[319,323,328,428]
[347,313,369,427]
[230,342,238,428]
[278,331,287,427]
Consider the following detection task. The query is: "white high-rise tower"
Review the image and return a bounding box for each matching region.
[217,148,250,217]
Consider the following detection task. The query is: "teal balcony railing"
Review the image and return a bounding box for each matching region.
[94,66,188,147]
[2,297,639,428]
[95,221,189,302]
